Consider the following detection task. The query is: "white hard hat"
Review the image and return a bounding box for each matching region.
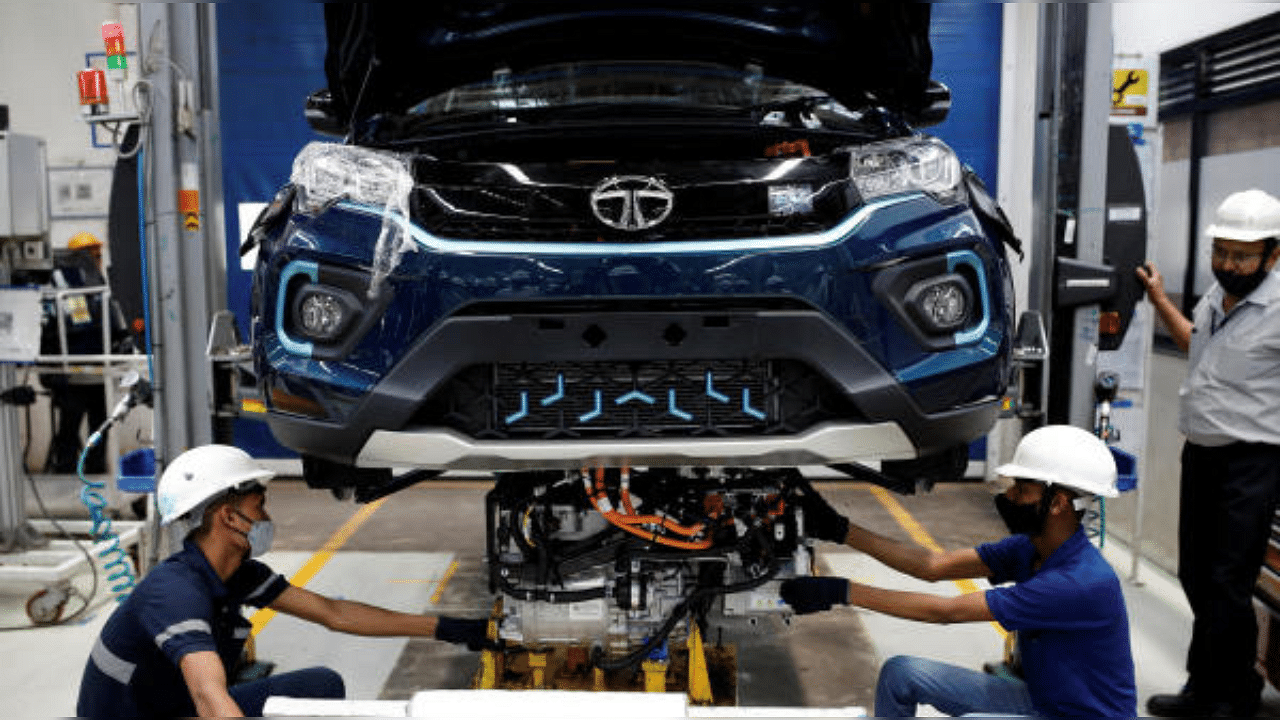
[1205,189,1280,242]
[995,425,1118,498]
[157,445,275,526]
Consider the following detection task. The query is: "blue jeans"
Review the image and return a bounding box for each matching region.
[875,655,1036,718]
[229,666,345,716]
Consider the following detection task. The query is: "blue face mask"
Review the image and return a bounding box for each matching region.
[234,510,275,558]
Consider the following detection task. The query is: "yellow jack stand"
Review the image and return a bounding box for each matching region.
[471,599,736,704]
[641,658,668,692]
[529,652,549,689]
[475,600,504,690]
[686,624,713,705]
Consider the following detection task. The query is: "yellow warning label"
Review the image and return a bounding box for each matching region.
[179,189,200,231]
[1112,69,1148,116]
[241,398,266,414]
[64,295,92,325]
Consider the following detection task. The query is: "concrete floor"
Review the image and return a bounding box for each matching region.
[6,471,1280,716]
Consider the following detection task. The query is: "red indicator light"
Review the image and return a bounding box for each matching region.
[1099,311,1121,336]
[77,69,109,109]
[97,19,129,112]
[102,20,127,71]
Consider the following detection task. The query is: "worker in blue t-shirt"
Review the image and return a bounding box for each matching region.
[781,425,1136,717]
[77,444,496,718]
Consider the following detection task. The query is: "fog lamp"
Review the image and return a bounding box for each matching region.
[906,274,971,333]
[293,286,356,341]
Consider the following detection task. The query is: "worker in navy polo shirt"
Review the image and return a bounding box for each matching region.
[76,444,494,718]
[781,425,1136,717]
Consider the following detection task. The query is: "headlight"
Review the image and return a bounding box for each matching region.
[290,142,413,214]
[848,137,961,203]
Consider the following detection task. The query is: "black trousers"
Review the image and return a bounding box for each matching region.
[49,383,107,474]
[1179,441,1280,702]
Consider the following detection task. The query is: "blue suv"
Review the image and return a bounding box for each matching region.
[249,3,1017,497]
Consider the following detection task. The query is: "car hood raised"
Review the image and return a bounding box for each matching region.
[322,2,933,127]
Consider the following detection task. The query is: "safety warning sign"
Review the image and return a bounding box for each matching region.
[1112,69,1148,117]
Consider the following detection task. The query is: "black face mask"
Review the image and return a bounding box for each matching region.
[1213,238,1276,299]
[994,493,1050,537]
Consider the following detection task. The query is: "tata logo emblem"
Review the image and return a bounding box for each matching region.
[589,176,674,231]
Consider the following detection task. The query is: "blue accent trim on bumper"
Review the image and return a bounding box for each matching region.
[741,388,766,420]
[505,392,530,425]
[705,372,730,403]
[615,390,656,406]
[948,249,990,346]
[541,374,565,406]
[336,194,917,257]
[276,260,319,357]
[579,390,603,423]
[667,389,692,421]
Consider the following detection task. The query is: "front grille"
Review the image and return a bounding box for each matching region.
[409,160,854,242]
[415,359,860,439]
[424,213,833,243]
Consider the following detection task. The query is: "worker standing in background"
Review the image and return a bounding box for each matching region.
[76,445,496,718]
[781,425,1135,717]
[40,231,129,474]
[1139,188,1280,718]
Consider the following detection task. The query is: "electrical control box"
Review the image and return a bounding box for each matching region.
[0,133,51,272]
[0,133,50,239]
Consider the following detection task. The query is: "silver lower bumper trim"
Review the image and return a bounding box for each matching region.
[355,422,916,471]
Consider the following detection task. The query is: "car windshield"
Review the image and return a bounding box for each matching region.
[407,61,866,123]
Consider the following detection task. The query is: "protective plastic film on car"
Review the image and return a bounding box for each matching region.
[290,142,415,297]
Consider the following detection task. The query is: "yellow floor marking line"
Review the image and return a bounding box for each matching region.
[250,496,389,636]
[430,560,460,604]
[867,485,1007,640]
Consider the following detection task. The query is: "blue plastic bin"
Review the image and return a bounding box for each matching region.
[117,447,156,493]
[1109,446,1138,492]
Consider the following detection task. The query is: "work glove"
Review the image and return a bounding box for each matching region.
[434,616,501,651]
[795,485,850,544]
[780,577,850,615]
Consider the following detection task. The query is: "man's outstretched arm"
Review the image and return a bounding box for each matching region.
[798,484,992,581]
[781,576,995,624]
[847,581,994,624]
[271,585,494,649]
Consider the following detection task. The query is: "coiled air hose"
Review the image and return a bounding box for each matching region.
[68,125,156,603]
[77,417,138,600]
